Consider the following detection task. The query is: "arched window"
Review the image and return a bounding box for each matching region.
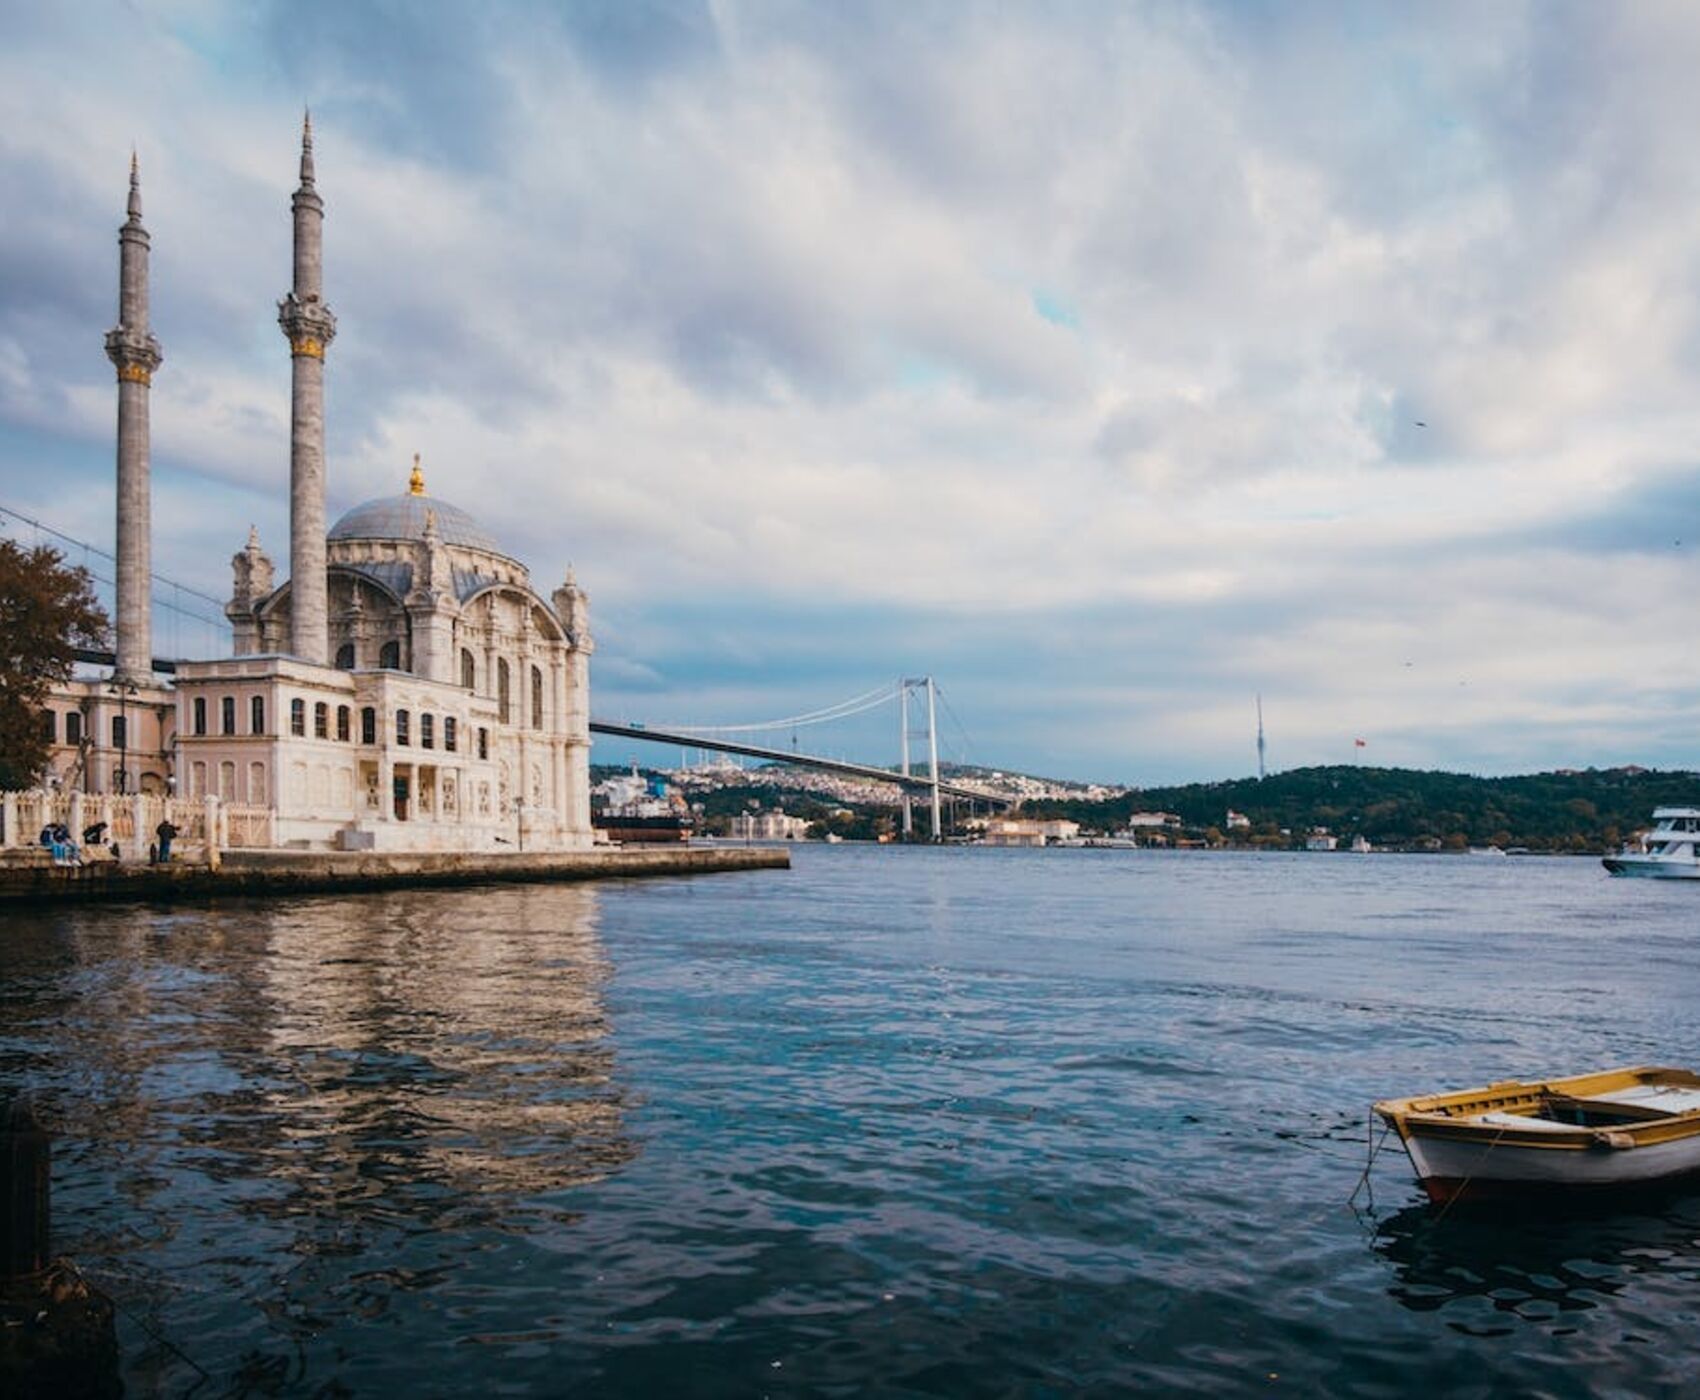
[221,696,236,735]
[379,640,402,670]
[497,658,511,724]
[111,716,127,749]
[531,666,544,730]
[41,710,56,743]
[461,649,476,690]
[250,696,265,734]
[396,710,410,746]
[290,698,305,736]
[421,713,435,749]
[477,727,488,760]
[360,707,376,744]
[66,712,82,747]
[313,702,328,739]
[444,717,458,752]
[336,705,351,742]
[193,697,207,736]
[335,642,355,670]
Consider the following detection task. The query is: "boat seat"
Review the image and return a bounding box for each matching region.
[1575,1085,1700,1116]
[1472,1111,1578,1132]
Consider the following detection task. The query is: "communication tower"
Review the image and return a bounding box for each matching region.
[1256,694,1266,781]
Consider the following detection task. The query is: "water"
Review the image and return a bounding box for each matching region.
[5,847,1700,1396]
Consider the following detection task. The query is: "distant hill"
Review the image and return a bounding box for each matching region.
[1019,765,1700,852]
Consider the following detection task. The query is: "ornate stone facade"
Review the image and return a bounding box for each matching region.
[37,124,595,854]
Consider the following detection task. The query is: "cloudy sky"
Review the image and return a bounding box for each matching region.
[4,1,1700,783]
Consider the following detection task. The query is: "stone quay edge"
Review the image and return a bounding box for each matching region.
[0,844,789,906]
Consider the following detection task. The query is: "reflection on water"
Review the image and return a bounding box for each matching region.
[1373,1195,1700,1328]
[8,848,1700,1394]
[1,885,630,1385]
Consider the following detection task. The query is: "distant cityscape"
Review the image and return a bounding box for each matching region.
[593,757,1699,853]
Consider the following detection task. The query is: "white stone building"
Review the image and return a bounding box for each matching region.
[29,122,594,853]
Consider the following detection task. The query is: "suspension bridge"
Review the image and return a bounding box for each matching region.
[593,677,1014,837]
[6,503,1013,836]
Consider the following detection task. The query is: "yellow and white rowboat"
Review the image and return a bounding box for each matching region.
[1375,1066,1700,1204]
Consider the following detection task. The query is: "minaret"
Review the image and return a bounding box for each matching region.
[277,111,337,664]
[104,153,163,684]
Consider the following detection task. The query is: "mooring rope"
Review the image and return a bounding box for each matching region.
[1346,1105,1393,1211]
[66,1257,212,1387]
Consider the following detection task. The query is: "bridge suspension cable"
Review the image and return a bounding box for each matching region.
[0,501,228,612]
[655,680,899,734]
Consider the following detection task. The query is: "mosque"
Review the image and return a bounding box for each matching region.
[37,120,596,852]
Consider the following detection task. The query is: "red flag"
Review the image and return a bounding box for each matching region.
[1354,738,1366,748]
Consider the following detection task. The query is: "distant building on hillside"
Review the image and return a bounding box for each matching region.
[728,811,811,842]
[979,818,1080,848]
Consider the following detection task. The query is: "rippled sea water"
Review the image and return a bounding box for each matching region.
[6,846,1700,1396]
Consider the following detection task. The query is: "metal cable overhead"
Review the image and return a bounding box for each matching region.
[657,680,899,734]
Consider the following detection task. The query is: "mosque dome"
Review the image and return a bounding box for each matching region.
[327,458,504,555]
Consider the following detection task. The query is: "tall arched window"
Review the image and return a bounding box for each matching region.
[250,696,265,734]
[360,706,377,744]
[379,640,402,671]
[313,702,328,739]
[336,705,351,742]
[461,649,476,690]
[497,658,511,724]
[290,699,305,736]
[335,642,355,670]
[193,697,207,736]
[531,665,544,730]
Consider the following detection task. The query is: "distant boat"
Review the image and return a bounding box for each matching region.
[1603,807,1700,879]
[1349,835,1372,854]
[1467,846,1507,857]
[1376,1066,1700,1203]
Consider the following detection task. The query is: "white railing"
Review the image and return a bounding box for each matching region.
[0,788,254,859]
[224,805,273,849]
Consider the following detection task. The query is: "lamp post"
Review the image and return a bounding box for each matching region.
[107,680,138,795]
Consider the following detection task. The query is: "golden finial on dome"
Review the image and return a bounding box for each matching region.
[408,452,425,496]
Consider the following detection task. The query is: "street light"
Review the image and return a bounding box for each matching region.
[107,680,138,795]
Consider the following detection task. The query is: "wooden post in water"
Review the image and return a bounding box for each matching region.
[0,1099,49,1278]
[0,1097,122,1397]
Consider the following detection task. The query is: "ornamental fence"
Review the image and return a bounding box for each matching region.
[0,789,270,856]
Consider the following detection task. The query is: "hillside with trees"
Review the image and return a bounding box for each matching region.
[1019,765,1700,852]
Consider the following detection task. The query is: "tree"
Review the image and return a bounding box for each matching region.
[0,541,108,789]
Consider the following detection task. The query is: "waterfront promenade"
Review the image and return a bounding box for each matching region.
[0,842,787,905]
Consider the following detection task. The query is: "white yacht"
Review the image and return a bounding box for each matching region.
[1603,807,1700,879]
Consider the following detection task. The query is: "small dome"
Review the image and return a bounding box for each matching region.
[328,493,502,554]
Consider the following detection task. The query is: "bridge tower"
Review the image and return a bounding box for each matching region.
[898,677,942,841]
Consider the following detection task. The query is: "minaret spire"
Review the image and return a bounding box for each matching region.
[299,109,315,187]
[105,153,164,689]
[278,112,336,664]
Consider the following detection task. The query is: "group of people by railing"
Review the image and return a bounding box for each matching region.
[37,817,176,866]
[1,789,273,861]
